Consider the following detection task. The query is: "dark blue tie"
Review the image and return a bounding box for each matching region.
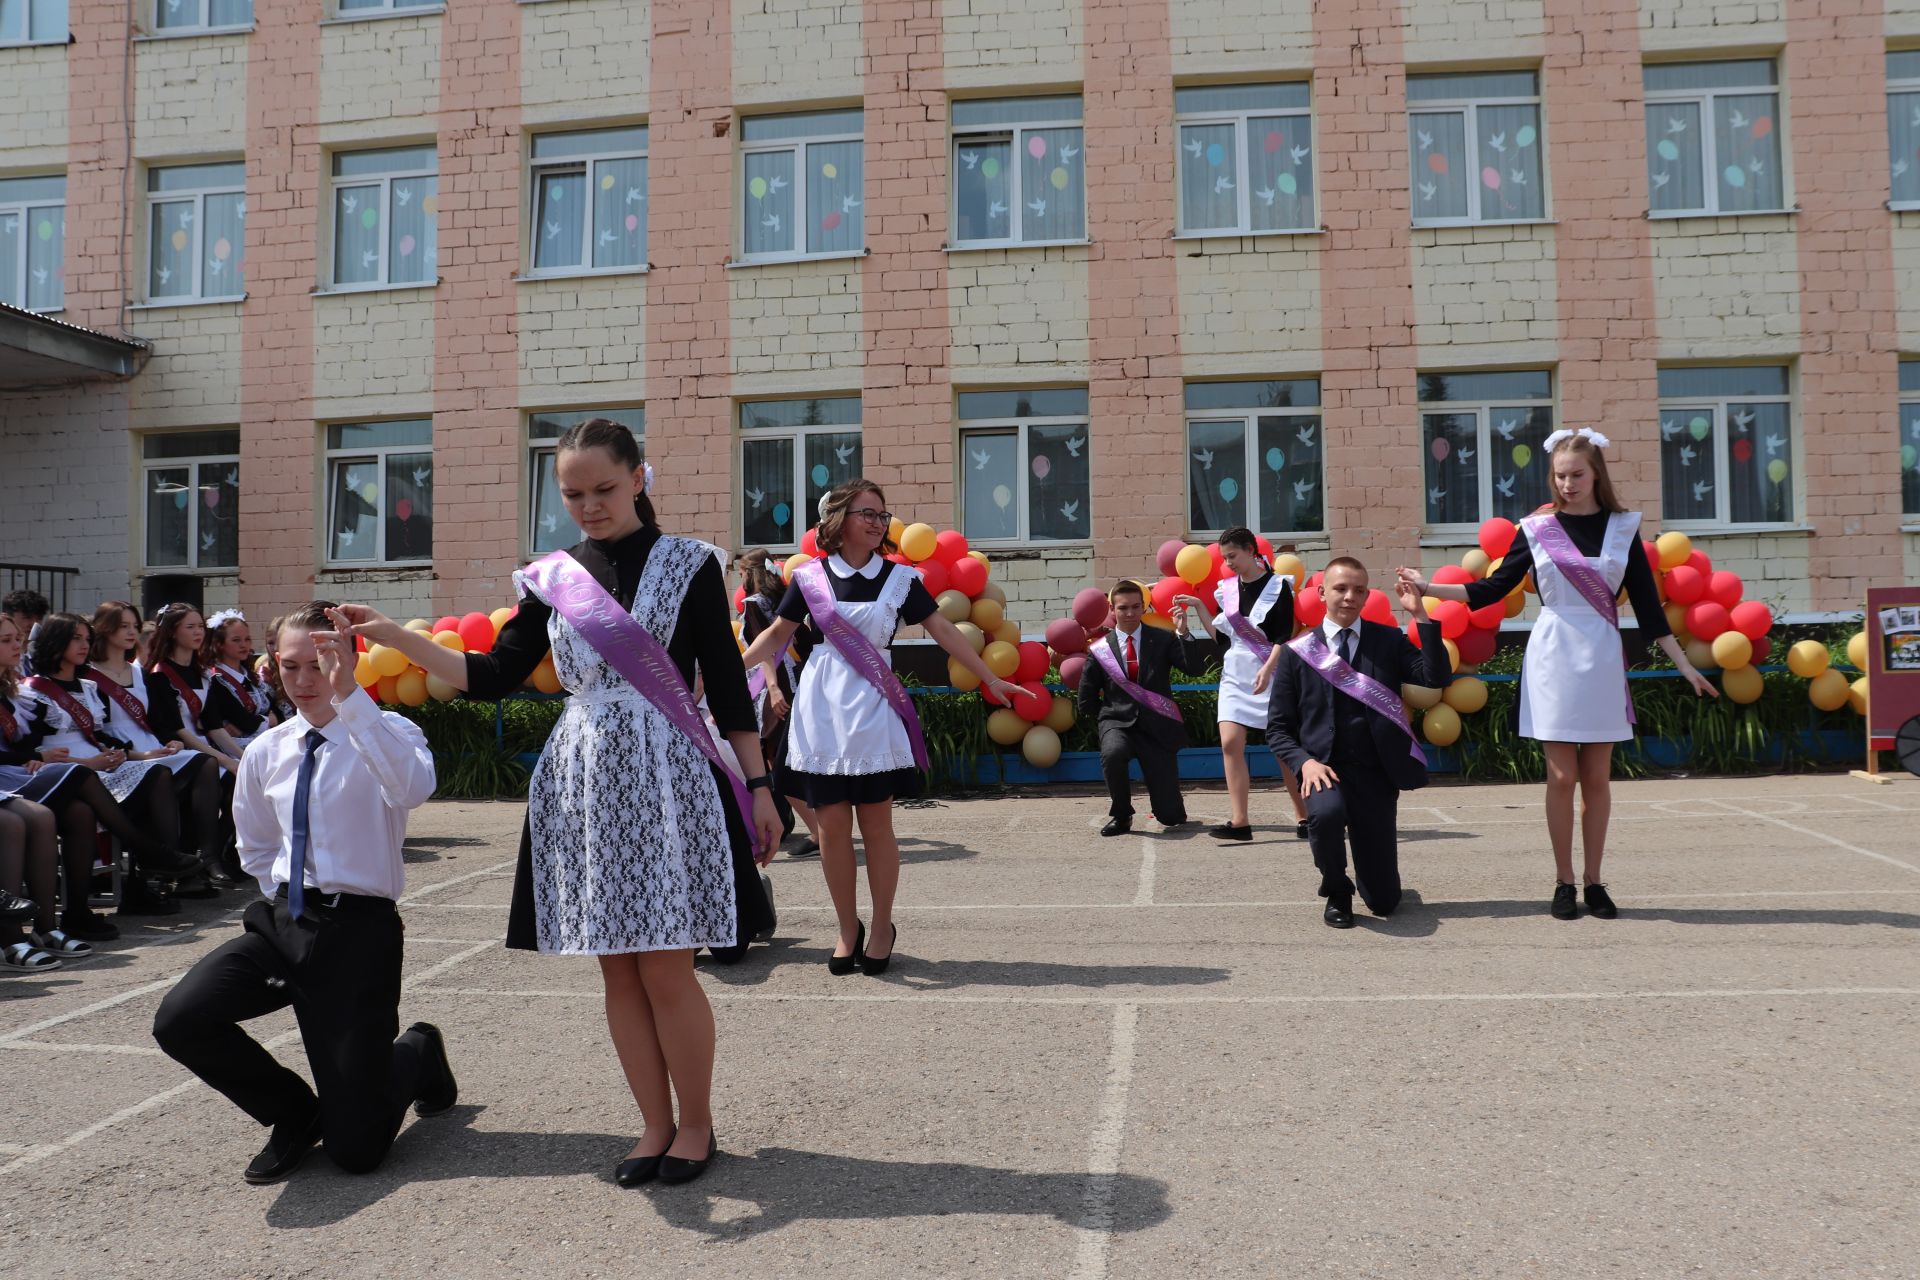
[1337,628,1355,665]
[288,729,325,918]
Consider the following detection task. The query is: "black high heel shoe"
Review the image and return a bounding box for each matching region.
[827,921,865,976]
[859,923,898,976]
[615,1128,675,1188]
[656,1131,717,1185]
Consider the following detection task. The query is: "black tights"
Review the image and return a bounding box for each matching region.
[56,768,177,913]
[180,760,223,860]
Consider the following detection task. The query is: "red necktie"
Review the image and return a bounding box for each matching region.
[1125,634,1138,680]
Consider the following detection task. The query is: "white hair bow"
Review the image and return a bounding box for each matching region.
[1542,427,1611,452]
[207,609,245,629]
[643,462,655,494]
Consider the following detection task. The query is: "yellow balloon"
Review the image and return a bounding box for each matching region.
[394,671,429,707]
[403,618,431,632]
[1442,638,1460,672]
[969,596,1005,632]
[1523,572,1537,596]
[888,516,906,548]
[1710,631,1753,671]
[433,629,464,650]
[1655,531,1693,571]
[1849,677,1869,716]
[983,640,1020,679]
[1422,595,1442,616]
[1141,611,1175,631]
[936,589,972,623]
[993,620,1022,646]
[980,581,1007,607]
[1442,676,1488,714]
[368,643,409,678]
[354,652,378,687]
[947,656,982,691]
[1847,631,1867,671]
[1422,703,1462,746]
[1174,544,1212,586]
[1401,681,1443,711]
[1020,723,1063,767]
[533,659,563,694]
[986,707,1029,745]
[1272,553,1306,588]
[1460,549,1491,579]
[375,674,400,705]
[967,550,991,574]
[1807,668,1849,711]
[1042,696,1076,733]
[1664,602,1690,637]
[489,606,514,634]
[424,673,460,702]
[1786,640,1831,679]
[954,620,987,654]
[783,552,813,582]
[1504,591,1526,619]
[1721,664,1764,704]
[1684,637,1718,671]
[900,522,938,562]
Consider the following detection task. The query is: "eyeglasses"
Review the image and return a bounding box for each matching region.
[849,508,892,525]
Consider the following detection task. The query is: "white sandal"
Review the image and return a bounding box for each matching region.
[2,941,62,972]
[31,929,93,960]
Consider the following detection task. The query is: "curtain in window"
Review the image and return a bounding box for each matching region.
[1713,94,1783,212]
[28,0,60,37]
[744,151,795,256]
[145,468,191,567]
[150,200,193,297]
[209,0,249,24]
[333,182,381,285]
[1645,101,1704,213]
[593,156,646,269]
[961,430,1019,541]
[1477,104,1543,220]
[1659,408,1718,521]
[1179,123,1238,233]
[388,176,434,284]
[1027,422,1089,541]
[804,430,861,520]
[1019,128,1084,242]
[1727,402,1791,524]
[155,0,194,29]
[0,211,17,305]
[1247,115,1313,233]
[954,139,1011,244]
[741,437,795,546]
[1411,112,1468,220]
[1488,406,1554,521]
[805,141,860,255]
[529,449,578,554]
[328,460,379,561]
[1891,91,1920,205]
[1422,413,1479,524]
[24,207,61,309]
[1256,415,1322,532]
[535,169,585,271]
[200,461,239,566]
[1904,404,1920,516]
[202,191,244,296]
[384,451,432,561]
[0,0,25,38]
[1187,420,1246,531]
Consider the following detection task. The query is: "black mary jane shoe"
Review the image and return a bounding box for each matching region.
[615,1129,675,1188]
[1583,883,1618,920]
[1209,823,1253,842]
[1551,882,1580,920]
[826,921,865,976]
[1323,895,1355,929]
[859,923,898,976]
[656,1131,717,1186]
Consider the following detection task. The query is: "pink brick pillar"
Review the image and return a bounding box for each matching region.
[645,0,735,550]
[1787,0,1904,608]
[1084,0,1183,579]
[1543,0,1660,515]
[238,0,323,621]
[432,0,524,611]
[1314,0,1420,573]
[861,0,953,526]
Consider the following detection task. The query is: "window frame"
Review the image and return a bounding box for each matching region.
[332,0,439,16]
[737,113,864,263]
[321,420,433,567]
[139,432,241,572]
[1182,406,1325,540]
[1173,86,1316,237]
[1901,372,1920,518]
[1889,56,1920,211]
[327,147,437,291]
[1408,74,1546,229]
[949,101,1087,250]
[147,163,247,304]
[151,0,252,35]
[1657,376,1796,531]
[736,399,864,553]
[956,411,1092,548]
[0,0,66,44]
[1415,387,1556,535]
[526,128,649,278]
[0,177,64,313]
[1644,61,1787,218]
[524,408,645,556]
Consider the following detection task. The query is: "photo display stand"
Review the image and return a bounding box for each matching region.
[1853,585,1920,781]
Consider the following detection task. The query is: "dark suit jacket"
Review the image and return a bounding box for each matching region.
[1076,624,1209,750]
[1265,617,1450,792]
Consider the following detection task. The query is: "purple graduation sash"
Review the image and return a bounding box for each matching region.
[1216,577,1276,660]
[1523,513,1637,726]
[1090,632,1184,725]
[522,550,763,854]
[745,638,794,702]
[795,561,930,770]
[1286,629,1427,765]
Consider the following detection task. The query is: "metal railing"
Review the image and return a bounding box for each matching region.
[0,562,80,612]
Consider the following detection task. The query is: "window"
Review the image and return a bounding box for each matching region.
[0,0,65,43]
[740,110,863,261]
[0,176,63,312]
[1184,380,1323,536]
[1889,53,1920,208]
[1657,366,1793,527]
[324,420,433,564]
[958,389,1090,544]
[527,408,645,554]
[1174,84,1315,236]
[335,0,437,13]
[1409,72,1545,226]
[1644,61,1784,216]
[147,163,246,302]
[141,431,240,570]
[950,96,1085,247]
[529,127,648,275]
[154,0,250,32]
[330,146,437,288]
[739,398,862,549]
[1418,370,1555,529]
[1903,362,1920,517]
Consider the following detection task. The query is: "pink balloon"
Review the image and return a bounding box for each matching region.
[1028,135,1047,160]
[1263,131,1283,153]
[1045,616,1088,655]
[1071,588,1110,630]
[1481,166,1501,191]
[625,214,638,231]
[1031,455,1051,480]
[1156,539,1186,577]
[822,211,842,231]
[394,498,412,522]
[1431,437,1451,462]
[398,234,416,256]
[202,488,219,509]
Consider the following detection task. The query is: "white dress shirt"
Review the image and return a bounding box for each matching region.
[1321,616,1359,656]
[234,691,436,901]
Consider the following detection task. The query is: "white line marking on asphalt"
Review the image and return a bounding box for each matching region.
[396,858,518,904]
[3,1040,166,1057]
[1710,800,1920,876]
[0,1143,37,1155]
[399,939,498,988]
[1133,840,1156,907]
[1070,1002,1138,1280]
[0,976,183,1045]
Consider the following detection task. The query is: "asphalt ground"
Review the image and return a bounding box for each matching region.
[4,773,1918,1279]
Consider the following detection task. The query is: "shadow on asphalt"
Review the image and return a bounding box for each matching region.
[1346,890,1920,937]
[697,936,1231,992]
[401,834,490,864]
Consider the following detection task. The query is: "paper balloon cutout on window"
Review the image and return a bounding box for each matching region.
[1277,174,1297,196]
[1515,125,1536,149]
[749,177,767,200]
[174,491,189,509]
[1050,167,1069,191]
[1731,438,1753,463]
[171,230,189,252]
[1218,477,1238,502]
[1430,437,1450,462]
[821,162,838,180]
[1207,143,1226,167]
[1656,140,1680,162]
[1427,152,1448,175]
[212,238,231,261]
[1766,460,1788,484]
[1028,136,1047,160]
[422,197,437,215]
[1266,447,1285,472]
[992,484,1012,510]
[1903,444,1917,471]
[981,157,1000,179]
[822,211,841,231]
[1752,117,1772,139]
[394,498,412,521]
[1263,131,1283,153]
[771,502,791,527]
[625,214,638,231]
[37,219,54,242]
[1511,444,1532,468]
[1723,165,1746,190]
[601,174,615,190]
[361,208,379,229]
[1482,167,1501,191]
[810,464,829,487]
[1689,415,1711,440]
[203,488,219,508]
[398,235,416,257]
[1032,455,1051,480]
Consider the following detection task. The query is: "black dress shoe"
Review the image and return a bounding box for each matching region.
[656,1131,717,1185]
[1583,883,1618,919]
[787,839,820,859]
[171,872,221,900]
[615,1130,674,1188]
[1209,823,1252,842]
[244,1109,323,1185]
[1295,821,1309,840]
[1551,882,1579,920]
[1100,817,1132,837]
[859,923,898,976]
[0,890,39,923]
[826,921,865,976]
[60,909,119,941]
[136,847,203,877]
[116,881,181,917]
[410,1022,458,1116]
[201,858,242,890]
[1324,896,1355,929]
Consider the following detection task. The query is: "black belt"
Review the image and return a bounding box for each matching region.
[272,884,395,915]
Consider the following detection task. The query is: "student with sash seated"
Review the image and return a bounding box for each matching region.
[1078,580,1212,838]
[330,418,783,1189]
[1266,558,1449,928]
[740,480,1029,977]
[1398,428,1715,921]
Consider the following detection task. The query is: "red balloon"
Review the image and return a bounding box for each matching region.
[949,556,988,598]
[1663,565,1706,605]
[1730,600,1773,639]
[394,498,412,523]
[1072,588,1110,630]
[1707,570,1743,609]
[1456,625,1498,666]
[1305,570,1323,589]
[801,528,821,558]
[933,529,970,565]
[1641,540,1659,572]
[1406,618,1424,648]
[1045,616,1088,655]
[1478,517,1517,559]
[732,585,747,613]
[1430,599,1469,640]
[1683,549,1713,578]
[1295,585,1326,629]
[1685,601,1731,641]
[980,683,1011,707]
[1432,565,1475,587]
[1150,576,1184,618]
[434,615,460,634]
[1361,589,1395,627]
[917,559,950,597]
[886,552,911,565]
[1059,653,1087,691]
[1014,641,1051,684]
[1749,634,1771,664]
[1468,600,1505,630]
[457,611,495,652]
[1255,535,1274,560]
[1015,681,1053,723]
[1156,539,1187,577]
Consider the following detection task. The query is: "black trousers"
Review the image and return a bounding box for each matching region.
[152,895,430,1174]
[1098,722,1187,824]
[1304,758,1402,915]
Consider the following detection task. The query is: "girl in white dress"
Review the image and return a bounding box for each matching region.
[1398,430,1715,919]
[204,610,280,750]
[740,480,1028,975]
[145,606,249,776]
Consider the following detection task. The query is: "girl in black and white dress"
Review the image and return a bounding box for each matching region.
[737,548,819,858]
[146,605,252,776]
[740,480,1029,975]
[204,610,280,750]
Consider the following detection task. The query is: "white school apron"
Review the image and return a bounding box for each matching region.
[1213,573,1286,730]
[1518,510,1641,744]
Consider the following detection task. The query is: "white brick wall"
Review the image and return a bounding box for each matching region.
[1639,0,1786,53]
[941,0,1081,92]
[0,392,137,609]
[0,45,68,167]
[521,0,650,127]
[133,34,248,159]
[949,249,1090,374]
[1177,241,1322,368]
[729,259,864,377]
[518,277,647,401]
[1650,218,1800,359]
[732,0,861,106]
[312,292,436,412]
[314,567,434,622]
[1412,223,1559,364]
[128,305,244,429]
[317,14,442,133]
[1402,0,1545,66]
[1169,0,1313,77]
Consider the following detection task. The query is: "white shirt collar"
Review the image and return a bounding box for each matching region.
[1321,616,1359,646]
[827,552,885,580]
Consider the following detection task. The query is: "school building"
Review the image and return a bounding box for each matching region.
[2,0,1917,627]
